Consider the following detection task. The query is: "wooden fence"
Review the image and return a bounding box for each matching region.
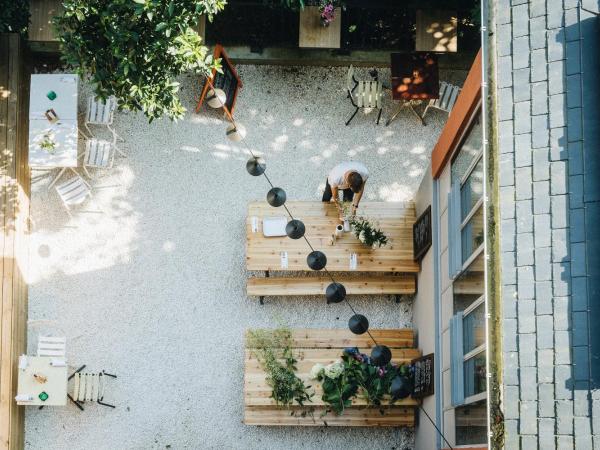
[0,33,30,450]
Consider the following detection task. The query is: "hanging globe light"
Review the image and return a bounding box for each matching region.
[286,219,305,239]
[348,314,369,335]
[206,88,227,108]
[371,345,392,366]
[246,157,266,176]
[226,122,246,142]
[267,187,286,207]
[325,282,346,303]
[307,251,327,270]
[391,375,412,400]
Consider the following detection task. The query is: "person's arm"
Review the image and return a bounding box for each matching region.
[330,185,339,204]
[351,181,366,216]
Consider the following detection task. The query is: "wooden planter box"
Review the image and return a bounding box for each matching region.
[299,6,341,49]
[244,328,420,427]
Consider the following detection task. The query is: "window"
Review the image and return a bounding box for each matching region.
[448,113,484,277]
[455,400,488,446]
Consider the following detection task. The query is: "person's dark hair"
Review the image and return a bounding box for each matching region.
[348,172,363,193]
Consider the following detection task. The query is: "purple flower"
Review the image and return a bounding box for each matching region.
[377,367,386,378]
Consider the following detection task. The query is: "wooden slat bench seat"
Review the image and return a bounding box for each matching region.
[247,274,416,297]
[244,329,421,427]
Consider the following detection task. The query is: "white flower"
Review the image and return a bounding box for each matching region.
[310,363,325,380]
[324,361,344,379]
[372,243,378,249]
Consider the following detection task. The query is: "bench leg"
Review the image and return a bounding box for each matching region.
[259,296,264,305]
[395,295,401,304]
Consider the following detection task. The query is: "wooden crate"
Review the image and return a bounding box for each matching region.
[244,329,420,427]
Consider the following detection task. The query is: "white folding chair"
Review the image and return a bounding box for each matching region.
[69,365,117,410]
[81,138,115,178]
[55,174,91,214]
[37,336,66,358]
[345,65,383,126]
[421,81,461,123]
[83,96,125,156]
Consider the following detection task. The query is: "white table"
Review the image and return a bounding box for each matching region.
[29,74,79,187]
[16,356,68,406]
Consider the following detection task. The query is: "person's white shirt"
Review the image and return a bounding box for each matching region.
[328,161,369,188]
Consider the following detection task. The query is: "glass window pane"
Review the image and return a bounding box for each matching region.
[453,252,484,314]
[455,400,488,446]
[461,206,484,263]
[460,157,484,221]
[463,303,485,354]
[451,115,482,185]
[464,351,486,398]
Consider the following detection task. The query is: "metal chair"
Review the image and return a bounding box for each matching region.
[421,81,461,123]
[55,174,91,215]
[345,65,383,126]
[68,365,117,410]
[81,138,116,178]
[83,96,125,156]
[37,336,66,358]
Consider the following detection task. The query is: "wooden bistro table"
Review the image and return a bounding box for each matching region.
[29,74,79,188]
[16,356,68,406]
[246,201,419,302]
[386,52,440,127]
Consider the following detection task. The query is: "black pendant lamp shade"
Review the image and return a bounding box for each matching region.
[286,219,305,239]
[246,157,266,176]
[326,282,346,304]
[307,251,327,270]
[371,345,392,366]
[348,314,369,335]
[391,376,412,400]
[267,187,286,207]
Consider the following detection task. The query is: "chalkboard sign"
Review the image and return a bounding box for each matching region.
[413,205,432,261]
[196,44,243,115]
[412,353,434,398]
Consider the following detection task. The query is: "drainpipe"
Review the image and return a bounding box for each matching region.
[480,0,492,449]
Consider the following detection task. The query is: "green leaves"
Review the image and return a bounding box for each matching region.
[54,0,226,122]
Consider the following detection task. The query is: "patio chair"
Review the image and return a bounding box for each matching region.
[37,336,66,358]
[68,365,117,411]
[345,65,383,126]
[55,174,91,214]
[421,81,461,123]
[83,96,125,156]
[81,138,116,178]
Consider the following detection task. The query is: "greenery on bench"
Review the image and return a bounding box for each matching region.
[54,0,226,122]
[247,328,314,407]
[310,347,412,416]
[350,216,388,249]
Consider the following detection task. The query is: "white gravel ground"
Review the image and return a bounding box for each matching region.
[25,65,465,450]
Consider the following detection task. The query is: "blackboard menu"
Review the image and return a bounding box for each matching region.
[196,44,243,115]
[413,205,432,261]
[412,353,434,398]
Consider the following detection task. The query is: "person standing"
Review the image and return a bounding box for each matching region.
[322,161,369,217]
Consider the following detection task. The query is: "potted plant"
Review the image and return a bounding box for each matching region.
[39,132,57,154]
[318,1,336,27]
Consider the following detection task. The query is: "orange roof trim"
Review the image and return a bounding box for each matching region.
[431,49,482,179]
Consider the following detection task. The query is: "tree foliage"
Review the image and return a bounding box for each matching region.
[55,0,226,121]
[0,0,30,35]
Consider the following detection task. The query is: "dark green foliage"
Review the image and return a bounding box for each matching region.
[54,0,226,121]
[0,0,30,35]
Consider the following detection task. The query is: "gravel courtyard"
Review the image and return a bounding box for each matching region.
[25,65,465,450]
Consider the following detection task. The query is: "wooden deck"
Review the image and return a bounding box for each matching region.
[244,329,420,427]
[0,34,30,450]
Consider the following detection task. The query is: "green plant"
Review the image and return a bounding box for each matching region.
[39,133,57,153]
[350,216,388,249]
[54,0,226,122]
[311,348,412,416]
[0,0,30,35]
[247,328,313,407]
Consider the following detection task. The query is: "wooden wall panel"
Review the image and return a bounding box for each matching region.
[0,33,30,450]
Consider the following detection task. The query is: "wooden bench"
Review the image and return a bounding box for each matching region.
[244,329,421,427]
[247,274,416,298]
